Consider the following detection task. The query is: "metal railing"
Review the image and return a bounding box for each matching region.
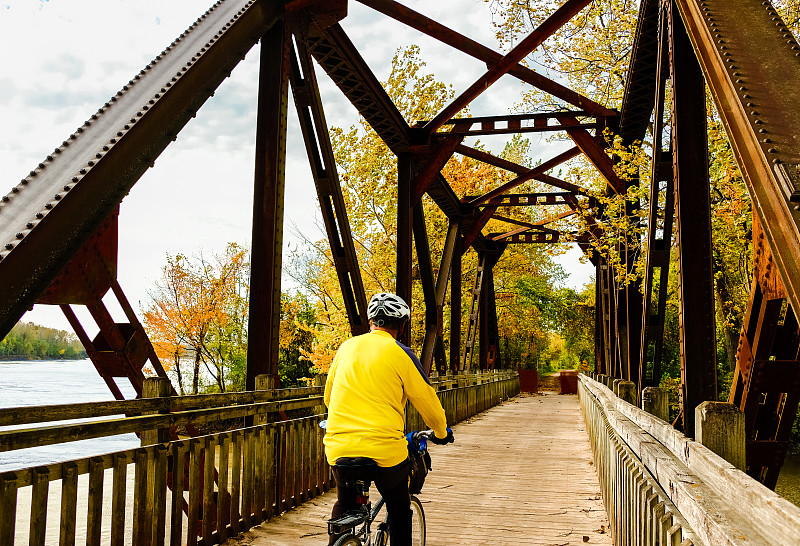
[578,373,800,546]
[0,370,519,545]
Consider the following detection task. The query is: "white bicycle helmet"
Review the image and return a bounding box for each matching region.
[367,292,411,322]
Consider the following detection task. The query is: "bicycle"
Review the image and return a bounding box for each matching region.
[326,430,434,546]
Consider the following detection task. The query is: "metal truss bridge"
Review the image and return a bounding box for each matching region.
[3,0,800,544]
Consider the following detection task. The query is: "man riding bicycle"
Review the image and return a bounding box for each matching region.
[323,292,454,546]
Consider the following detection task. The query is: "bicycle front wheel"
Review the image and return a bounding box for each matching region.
[409,495,426,546]
[333,534,363,546]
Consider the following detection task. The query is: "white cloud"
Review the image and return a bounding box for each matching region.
[2,0,593,332]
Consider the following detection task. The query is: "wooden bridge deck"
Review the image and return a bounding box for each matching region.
[225,392,611,545]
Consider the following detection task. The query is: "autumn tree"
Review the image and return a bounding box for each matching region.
[143,243,249,394]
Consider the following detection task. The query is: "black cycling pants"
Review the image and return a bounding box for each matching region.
[330,458,411,546]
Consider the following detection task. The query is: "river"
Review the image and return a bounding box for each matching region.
[0,359,139,472]
[2,360,800,508]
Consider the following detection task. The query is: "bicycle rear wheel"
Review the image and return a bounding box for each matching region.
[409,495,426,545]
[333,534,363,546]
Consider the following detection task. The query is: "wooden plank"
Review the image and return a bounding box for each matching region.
[29,466,49,546]
[86,456,104,546]
[110,453,127,546]
[202,437,215,542]
[59,461,78,546]
[230,431,242,536]
[187,440,202,546]
[217,433,230,542]
[151,444,169,546]
[0,387,325,427]
[132,448,148,546]
[0,471,18,546]
[0,397,323,452]
[170,442,186,546]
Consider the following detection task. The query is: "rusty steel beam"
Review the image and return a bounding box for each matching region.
[289,24,369,337]
[455,144,528,175]
[619,0,660,143]
[411,136,464,203]
[639,11,674,390]
[669,1,717,436]
[560,118,625,194]
[441,112,598,137]
[455,145,588,196]
[488,231,561,244]
[0,0,282,339]
[468,192,586,207]
[450,229,463,373]
[248,19,290,387]
[356,0,615,117]
[424,0,594,133]
[675,0,800,325]
[468,147,583,206]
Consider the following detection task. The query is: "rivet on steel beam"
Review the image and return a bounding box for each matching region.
[1,196,8,203]
[72,177,79,182]
[95,153,102,159]
[38,163,45,169]
[743,94,751,98]
[759,128,768,133]
[110,139,117,144]
[136,112,143,117]
[45,203,52,209]
[755,119,763,124]
[769,148,778,153]
[155,94,161,99]
[54,194,61,201]
[79,169,87,174]
[35,213,43,219]
[5,244,13,250]
[26,223,33,229]
[29,170,36,176]
[142,105,149,111]
[747,102,755,106]
[62,141,69,146]
[124,125,130,129]
[11,187,18,193]
[77,127,83,133]
[20,179,27,185]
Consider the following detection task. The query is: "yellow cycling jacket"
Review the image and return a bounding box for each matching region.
[323,329,448,467]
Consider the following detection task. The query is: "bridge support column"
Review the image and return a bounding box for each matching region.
[248,20,290,390]
[642,387,669,422]
[695,401,746,471]
[669,0,718,437]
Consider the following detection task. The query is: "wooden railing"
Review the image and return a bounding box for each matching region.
[0,370,519,545]
[578,373,800,546]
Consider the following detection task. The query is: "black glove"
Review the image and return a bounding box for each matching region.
[430,427,454,445]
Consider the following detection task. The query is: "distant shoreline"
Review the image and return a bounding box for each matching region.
[0,356,88,362]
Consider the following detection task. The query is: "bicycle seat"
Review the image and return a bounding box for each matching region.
[333,457,378,486]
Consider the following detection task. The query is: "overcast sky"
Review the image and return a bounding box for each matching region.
[0,0,593,334]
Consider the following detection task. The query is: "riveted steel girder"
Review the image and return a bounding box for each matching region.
[676,0,800,322]
[0,0,282,339]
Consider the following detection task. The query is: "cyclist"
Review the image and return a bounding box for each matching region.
[323,292,454,546]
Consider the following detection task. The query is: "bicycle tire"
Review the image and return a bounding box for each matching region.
[408,495,426,546]
[333,533,363,546]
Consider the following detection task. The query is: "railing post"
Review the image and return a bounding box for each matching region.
[313,374,327,415]
[0,471,17,545]
[641,387,670,422]
[612,378,623,396]
[142,377,171,446]
[695,401,746,470]
[617,381,637,406]
[256,373,277,425]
